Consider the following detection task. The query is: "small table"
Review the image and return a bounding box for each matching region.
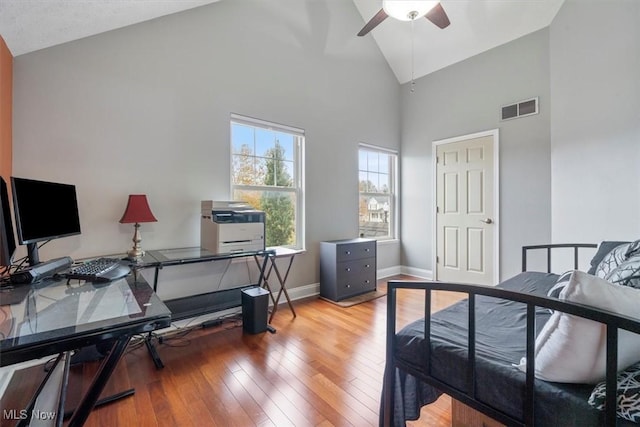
[254,247,301,324]
[0,275,171,426]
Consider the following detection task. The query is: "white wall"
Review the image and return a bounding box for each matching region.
[550,0,640,243]
[400,29,552,281]
[11,0,401,292]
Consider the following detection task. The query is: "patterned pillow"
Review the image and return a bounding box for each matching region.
[595,243,632,278]
[588,241,630,275]
[606,256,640,288]
[626,240,640,259]
[546,270,573,313]
[588,361,640,423]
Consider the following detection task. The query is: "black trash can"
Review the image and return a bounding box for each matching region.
[241,287,269,334]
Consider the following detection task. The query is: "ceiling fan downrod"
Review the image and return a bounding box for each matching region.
[410,12,417,92]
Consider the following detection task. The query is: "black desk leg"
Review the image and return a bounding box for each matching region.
[256,254,276,332]
[67,335,132,427]
[56,351,72,427]
[145,332,164,369]
[17,353,68,427]
[64,389,135,420]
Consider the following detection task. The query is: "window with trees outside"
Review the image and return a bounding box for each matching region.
[359,144,397,240]
[231,114,305,250]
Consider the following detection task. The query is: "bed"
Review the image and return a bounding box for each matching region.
[381,243,640,426]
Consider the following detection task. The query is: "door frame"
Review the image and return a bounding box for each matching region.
[432,129,500,283]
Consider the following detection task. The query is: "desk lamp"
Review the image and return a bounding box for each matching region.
[119,194,157,261]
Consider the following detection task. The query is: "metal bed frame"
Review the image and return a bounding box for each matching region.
[382,243,640,426]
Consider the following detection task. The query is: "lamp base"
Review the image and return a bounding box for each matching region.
[127,223,145,261]
[126,248,145,261]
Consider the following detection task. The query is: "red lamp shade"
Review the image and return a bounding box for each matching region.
[119,195,157,224]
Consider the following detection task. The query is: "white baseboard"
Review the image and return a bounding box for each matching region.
[400,266,433,280]
[284,282,319,301]
[159,266,428,332]
[281,266,430,302]
[378,266,402,279]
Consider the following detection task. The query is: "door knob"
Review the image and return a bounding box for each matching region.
[480,218,493,224]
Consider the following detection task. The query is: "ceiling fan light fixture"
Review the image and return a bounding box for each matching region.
[382,0,438,21]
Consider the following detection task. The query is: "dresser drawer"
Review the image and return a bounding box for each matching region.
[336,258,375,280]
[335,263,376,299]
[335,240,376,263]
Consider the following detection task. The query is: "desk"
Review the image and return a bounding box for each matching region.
[0,275,171,426]
[135,247,274,369]
[144,247,275,320]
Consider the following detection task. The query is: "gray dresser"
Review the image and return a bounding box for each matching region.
[320,238,377,301]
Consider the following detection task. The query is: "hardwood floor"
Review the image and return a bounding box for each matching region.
[3,275,465,426]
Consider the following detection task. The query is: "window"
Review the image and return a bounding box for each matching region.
[231,114,305,249]
[358,144,397,240]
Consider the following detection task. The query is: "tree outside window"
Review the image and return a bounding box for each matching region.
[231,117,304,249]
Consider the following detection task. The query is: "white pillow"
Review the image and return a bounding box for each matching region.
[517,270,640,384]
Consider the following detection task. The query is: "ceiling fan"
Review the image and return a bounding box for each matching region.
[357,0,450,37]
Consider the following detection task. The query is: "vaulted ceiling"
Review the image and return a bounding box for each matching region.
[0,0,564,84]
[352,0,564,83]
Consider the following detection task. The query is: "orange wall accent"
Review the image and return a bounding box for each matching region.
[0,35,12,183]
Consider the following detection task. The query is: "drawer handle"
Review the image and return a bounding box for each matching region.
[345,251,351,255]
[365,264,370,268]
[346,267,351,272]
[365,280,370,284]
[346,284,351,288]
[365,248,370,252]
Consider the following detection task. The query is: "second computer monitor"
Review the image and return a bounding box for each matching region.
[0,176,17,269]
[11,176,81,266]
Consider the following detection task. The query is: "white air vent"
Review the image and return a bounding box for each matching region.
[501,97,539,121]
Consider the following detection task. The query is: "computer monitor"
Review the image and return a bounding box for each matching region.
[11,177,81,266]
[0,176,17,270]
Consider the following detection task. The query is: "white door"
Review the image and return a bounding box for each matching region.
[435,130,498,285]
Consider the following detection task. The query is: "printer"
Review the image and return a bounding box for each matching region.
[200,201,265,254]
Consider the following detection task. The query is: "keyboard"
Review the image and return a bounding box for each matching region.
[64,258,131,283]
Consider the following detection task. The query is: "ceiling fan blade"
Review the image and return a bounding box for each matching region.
[425,3,450,29]
[357,8,388,37]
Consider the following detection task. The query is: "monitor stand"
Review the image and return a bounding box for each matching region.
[26,242,40,266]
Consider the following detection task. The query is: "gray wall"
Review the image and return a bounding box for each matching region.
[400,28,552,281]
[550,0,640,243]
[400,0,640,281]
[11,0,401,292]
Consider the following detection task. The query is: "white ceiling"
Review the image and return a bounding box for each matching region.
[0,0,565,84]
[0,0,220,55]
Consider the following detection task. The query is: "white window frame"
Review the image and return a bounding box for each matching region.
[230,113,305,250]
[358,143,398,241]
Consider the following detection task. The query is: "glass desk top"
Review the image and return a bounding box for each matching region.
[76,252,161,269]
[146,247,276,265]
[0,275,171,364]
